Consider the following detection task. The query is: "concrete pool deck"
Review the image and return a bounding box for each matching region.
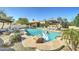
[22,35,64,51]
[22,28,64,51]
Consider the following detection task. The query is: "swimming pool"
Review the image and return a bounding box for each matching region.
[25,29,60,41]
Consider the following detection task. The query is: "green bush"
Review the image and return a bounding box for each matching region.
[10,33,21,43]
[14,30,20,33]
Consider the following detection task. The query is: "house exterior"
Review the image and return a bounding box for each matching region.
[28,19,62,28]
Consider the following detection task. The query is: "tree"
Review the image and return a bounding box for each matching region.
[0,11,6,17]
[16,18,29,25]
[62,29,79,51]
[57,17,69,28]
[57,17,63,24]
[0,11,6,29]
[1,21,4,29]
[45,20,49,28]
[8,16,14,29]
[74,14,79,27]
[0,11,14,29]
[32,18,35,21]
[68,21,74,26]
[62,18,69,28]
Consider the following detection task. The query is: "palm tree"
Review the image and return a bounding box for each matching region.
[62,29,79,51]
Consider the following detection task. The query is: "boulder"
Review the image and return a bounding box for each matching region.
[36,38,47,43]
[3,42,12,47]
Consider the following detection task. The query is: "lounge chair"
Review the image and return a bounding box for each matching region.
[0,28,7,32]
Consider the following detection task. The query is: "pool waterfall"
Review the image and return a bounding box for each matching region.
[42,31,49,41]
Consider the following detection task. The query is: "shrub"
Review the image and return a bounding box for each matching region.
[9,33,21,43]
[14,30,20,33]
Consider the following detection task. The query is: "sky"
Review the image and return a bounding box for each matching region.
[0,7,79,22]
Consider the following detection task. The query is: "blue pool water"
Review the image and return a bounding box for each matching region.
[25,29,60,41]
